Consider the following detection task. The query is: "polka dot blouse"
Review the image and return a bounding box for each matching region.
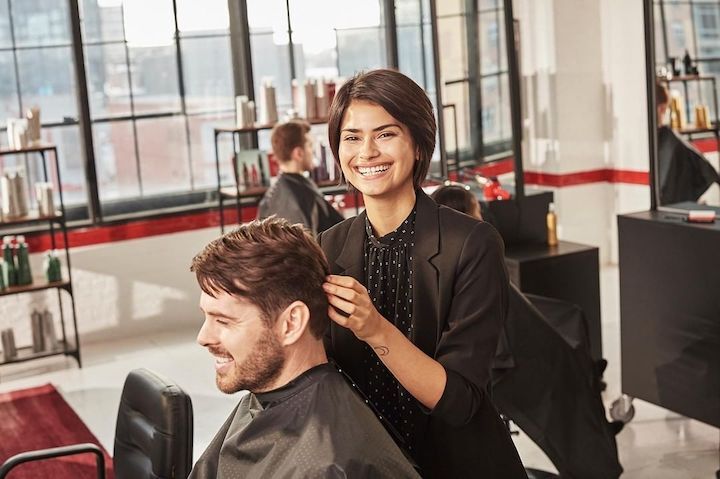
[363,207,420,453]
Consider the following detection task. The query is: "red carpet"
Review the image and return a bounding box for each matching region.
[0,384,114,479]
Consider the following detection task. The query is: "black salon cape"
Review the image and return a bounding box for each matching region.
[658,126,720,205]
[492,286,623,479]
[258,172,344,235]
[188,364,420,479]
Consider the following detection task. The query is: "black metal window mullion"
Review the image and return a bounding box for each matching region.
[7,0,24,117]
[171,0,195,191]
[284,0,296,82]
[418,0,429,89]
[494,6,503,148]
[116,1,144,197]
[69,0,101,222]
[689,0,699,60]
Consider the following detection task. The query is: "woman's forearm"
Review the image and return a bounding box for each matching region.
[366,320,447,410]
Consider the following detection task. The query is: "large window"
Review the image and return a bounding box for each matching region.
[246,0,388,150]
[434,0,512,169]
[1,0,513,224]
[0,0,86,209]
[79,0,234,214]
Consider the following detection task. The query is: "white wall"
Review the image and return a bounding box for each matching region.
[516,0,651,263]
[0,228,220,347]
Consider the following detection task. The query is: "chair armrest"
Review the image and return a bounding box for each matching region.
[0,442,106,479]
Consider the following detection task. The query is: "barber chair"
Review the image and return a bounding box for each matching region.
[0,368,193,479]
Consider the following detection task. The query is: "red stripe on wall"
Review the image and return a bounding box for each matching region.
[25,206,258,252]
[24,192,366,251]
[524,168,649,187]
[21,164,654,251]
[691,137,718,154]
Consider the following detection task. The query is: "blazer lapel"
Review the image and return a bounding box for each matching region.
[412,191,441,356]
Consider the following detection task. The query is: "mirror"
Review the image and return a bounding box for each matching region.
[647,0,720,210]
[431,0,521,196]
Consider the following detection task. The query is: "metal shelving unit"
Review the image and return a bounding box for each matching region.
[0,143,81,369]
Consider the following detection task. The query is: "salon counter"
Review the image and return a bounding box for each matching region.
[618,210,720,427]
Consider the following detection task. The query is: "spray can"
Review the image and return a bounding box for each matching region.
[547,203,558,246]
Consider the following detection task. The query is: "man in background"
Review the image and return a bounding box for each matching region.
[258,120,343,235]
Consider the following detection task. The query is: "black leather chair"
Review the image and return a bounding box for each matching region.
[0,368,193,479]
[114,368,194,479]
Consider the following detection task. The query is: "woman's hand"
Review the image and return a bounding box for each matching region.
[323,275,387,343]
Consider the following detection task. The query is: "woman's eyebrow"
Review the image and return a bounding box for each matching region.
[341,123,401,133]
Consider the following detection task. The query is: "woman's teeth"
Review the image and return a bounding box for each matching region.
[357,165,390,176]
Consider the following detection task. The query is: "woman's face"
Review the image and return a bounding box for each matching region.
[338,100,417,201]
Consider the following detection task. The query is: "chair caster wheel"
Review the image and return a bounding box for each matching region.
[610,394,635,424]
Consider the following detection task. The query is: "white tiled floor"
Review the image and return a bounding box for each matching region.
[1,266,718,477]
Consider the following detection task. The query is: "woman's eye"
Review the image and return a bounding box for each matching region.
[378,131,396,139]
[343,135,359,142]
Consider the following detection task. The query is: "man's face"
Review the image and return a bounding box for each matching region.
[197,291,284,394]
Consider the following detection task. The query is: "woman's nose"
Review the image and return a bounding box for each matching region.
[358,137,378,160]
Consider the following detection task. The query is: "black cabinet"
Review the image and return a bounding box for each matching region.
[504,240,602,361]
[618,211,719,427]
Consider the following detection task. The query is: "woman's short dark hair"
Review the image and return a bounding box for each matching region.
[328,69,436,190]
[190,217,330,338]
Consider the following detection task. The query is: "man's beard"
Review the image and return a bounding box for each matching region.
[214,326,285,394]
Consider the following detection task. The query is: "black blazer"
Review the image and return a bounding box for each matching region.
[318,191,527,478]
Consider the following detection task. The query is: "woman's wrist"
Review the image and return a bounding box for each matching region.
[364,318,394,354]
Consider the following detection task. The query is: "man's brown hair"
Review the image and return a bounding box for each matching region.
[328,69,436,190]
[190,217,330,338]
[271,119,311,163]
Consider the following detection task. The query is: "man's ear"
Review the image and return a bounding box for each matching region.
[277,301,310,346]
[290,145,304,162]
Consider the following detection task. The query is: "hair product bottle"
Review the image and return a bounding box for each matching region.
[44,250,62,283]
[16,235,32,285]
[547,203,558,246]
[2,236,17,286]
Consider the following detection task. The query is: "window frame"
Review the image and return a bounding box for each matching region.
[1,0,514,228]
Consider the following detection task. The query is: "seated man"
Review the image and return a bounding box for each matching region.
[258,120,343,235]
[188,217,419,479]
[656,81,720,205]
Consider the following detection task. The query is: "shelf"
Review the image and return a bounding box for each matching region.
[0,211,63,228]
[662,75,716,82]
[0,279,71,298]
[215,117,329,134]
[219,185,268,198]
[677,126,719,135]
[1,342,76,366]
[0,142,57,156]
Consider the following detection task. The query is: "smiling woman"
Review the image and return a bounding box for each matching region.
[319,69,526,478]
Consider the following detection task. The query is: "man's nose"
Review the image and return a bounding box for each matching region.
[196,318,215,347]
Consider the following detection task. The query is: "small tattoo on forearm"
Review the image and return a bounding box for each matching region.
[374,346,390,356]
